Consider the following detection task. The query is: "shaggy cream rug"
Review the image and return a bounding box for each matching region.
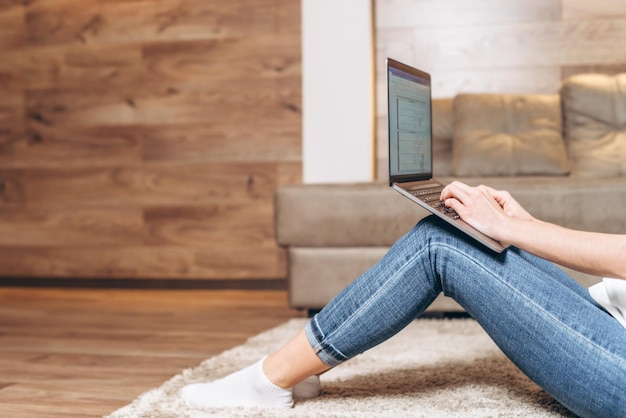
[106,318,574,418]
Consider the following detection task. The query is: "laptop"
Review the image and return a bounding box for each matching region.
[386,58,508,253]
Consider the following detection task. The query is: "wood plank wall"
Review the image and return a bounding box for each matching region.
[0,0,301,282]
[375,0,626,179]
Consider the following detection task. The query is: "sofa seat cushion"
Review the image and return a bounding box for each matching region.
[276,177,626,248]
[452,94,569,177]
[561,73,626,177]
[275,183,429,247]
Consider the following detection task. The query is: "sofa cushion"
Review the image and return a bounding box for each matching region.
[452,94,569,177]
[432,98,454,177]
[275,183,430,247]
[561,73,626,177]
[276,177,626,248]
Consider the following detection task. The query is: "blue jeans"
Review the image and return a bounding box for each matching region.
[305,216,626,417]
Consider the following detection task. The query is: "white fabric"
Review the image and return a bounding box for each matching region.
[180,357,294,409]
[589,278,626,329]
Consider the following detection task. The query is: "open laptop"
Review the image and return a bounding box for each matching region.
[387,58,508,253]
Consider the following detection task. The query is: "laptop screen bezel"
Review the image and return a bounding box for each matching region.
[387,58,434,186]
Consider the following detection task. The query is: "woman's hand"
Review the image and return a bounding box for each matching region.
[439,181,534,242]
[441,182,626,279]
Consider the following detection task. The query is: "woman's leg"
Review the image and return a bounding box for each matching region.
[182,216,626,415]
[306,216,626,417]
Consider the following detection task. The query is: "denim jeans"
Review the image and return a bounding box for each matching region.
[305,216,626,417]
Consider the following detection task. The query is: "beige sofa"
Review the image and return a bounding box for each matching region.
[275,73,626,314]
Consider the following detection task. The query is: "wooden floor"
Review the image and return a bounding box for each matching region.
[0,286,301,418]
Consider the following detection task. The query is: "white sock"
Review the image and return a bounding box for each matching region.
[180,357,293,409]
[293,375,321,399]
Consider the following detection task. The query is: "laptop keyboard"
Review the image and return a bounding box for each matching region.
[407,186,460,220]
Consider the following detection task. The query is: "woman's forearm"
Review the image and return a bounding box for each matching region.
[502,218,626,280]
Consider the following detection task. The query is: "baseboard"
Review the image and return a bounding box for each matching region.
[0,277,287,290]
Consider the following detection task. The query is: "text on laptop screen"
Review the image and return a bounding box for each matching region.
[388,65,432,178]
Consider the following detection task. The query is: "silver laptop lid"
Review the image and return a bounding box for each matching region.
[387,58,433,186]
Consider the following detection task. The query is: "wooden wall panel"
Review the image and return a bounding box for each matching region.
[562,0,626,20]
[0,163,279,207]
[0,126,144,169]
[0,0,301,282]
[0,207,143,246]
[377,0,561,28]
[20,0,281,47]
[0,7,24,49]
[0,44,143,91]
[142,123,301,163]
[0,246,286,279]
[142,37,301,83]
[143,201,276,248]
[375,0,626,180]
[0,90,23,125]
[407,20,626,70]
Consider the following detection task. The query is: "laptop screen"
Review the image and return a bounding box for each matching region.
[387,58,433,184]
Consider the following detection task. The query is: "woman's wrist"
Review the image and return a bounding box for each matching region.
[497,216,537,247]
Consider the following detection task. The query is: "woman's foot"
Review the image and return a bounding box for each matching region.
[180,358,321,409]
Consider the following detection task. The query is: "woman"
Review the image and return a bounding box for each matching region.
[181,182,626,417]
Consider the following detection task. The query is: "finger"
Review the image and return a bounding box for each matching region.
[473,185,508,208]
[482,185,499,195]
[440,181,472,202]
[443,196,465,215]
[487,189,513,209]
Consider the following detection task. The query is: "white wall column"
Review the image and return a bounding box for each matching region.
[302,0,375,184]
